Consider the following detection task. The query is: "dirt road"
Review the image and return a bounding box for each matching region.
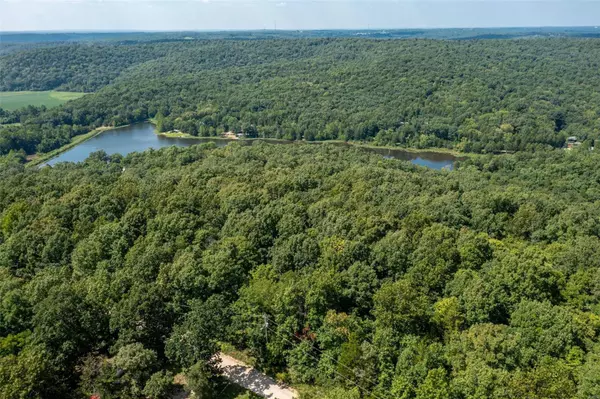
[219,353,298,399]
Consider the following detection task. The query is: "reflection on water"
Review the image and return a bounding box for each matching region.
[46,124,203,166]
[45,122,458,170]
[362,146,457,170]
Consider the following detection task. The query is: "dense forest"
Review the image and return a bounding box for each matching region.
[1,143,600,398]
[2,38,600,157]
[1,34,600,398]
[0,43,176,92]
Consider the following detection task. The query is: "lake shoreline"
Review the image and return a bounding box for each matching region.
[155,130,467,159]
[27,120,467,168]
[26,124,132,168]
[26,127,106,168]
[150,117,466,157]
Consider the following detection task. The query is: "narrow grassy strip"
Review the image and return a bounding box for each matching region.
[25,127,110,168]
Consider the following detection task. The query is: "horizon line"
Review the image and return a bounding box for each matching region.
[1,25,599,34]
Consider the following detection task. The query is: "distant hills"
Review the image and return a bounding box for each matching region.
[2,26,600,44]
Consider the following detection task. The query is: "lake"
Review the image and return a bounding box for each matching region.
[45,122,458,170]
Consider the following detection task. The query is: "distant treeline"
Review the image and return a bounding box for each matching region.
[3,26,600,44]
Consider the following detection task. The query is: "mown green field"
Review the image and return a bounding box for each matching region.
[0,91,85,110]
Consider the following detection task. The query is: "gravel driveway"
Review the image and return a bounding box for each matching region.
[219,353,298,399]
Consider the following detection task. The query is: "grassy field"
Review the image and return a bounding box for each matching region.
[0,91,86,110]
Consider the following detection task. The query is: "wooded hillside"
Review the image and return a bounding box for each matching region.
[2,39,600,156]
[1,143,599,398]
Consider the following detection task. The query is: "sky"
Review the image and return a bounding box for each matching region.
[0,0,599,32]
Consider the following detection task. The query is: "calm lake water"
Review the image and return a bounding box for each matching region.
[46,123,457,170]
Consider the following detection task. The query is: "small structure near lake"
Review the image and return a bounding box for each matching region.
[566,136,582,150]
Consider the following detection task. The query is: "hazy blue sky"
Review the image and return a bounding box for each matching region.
[1,0,599,32]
